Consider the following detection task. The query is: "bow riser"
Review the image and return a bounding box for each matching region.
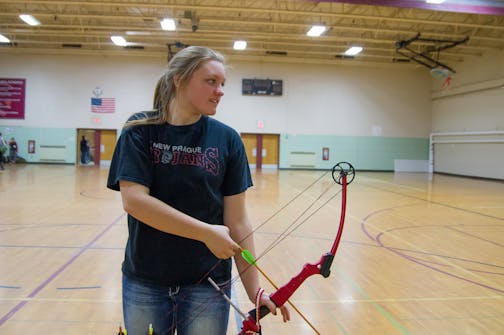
[270,260,322,307]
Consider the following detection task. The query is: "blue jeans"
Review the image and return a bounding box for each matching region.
[122,274,230,335]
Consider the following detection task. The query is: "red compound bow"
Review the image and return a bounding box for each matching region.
[239,162,355,334]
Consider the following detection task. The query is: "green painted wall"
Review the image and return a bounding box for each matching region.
[1,125,428,171]
[0,126,76,164]
[279,134,429,170]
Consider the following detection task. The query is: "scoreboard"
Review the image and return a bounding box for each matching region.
[242,78,283,96]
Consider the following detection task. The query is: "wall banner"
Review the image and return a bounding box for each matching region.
[0,78,26,119]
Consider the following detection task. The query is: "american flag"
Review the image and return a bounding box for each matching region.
[91,97,115,113]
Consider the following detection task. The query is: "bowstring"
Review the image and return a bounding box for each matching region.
[223,170,334,285]
[256,187,342,262]
[238,170,331,245]
[193,170,331,285]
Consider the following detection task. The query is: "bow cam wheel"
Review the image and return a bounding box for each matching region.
[332,162,355,185]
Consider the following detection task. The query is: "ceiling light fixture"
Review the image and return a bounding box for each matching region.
[0,34,11,43]
[19,14,41,26]
[307,25,326,37]
[160,18,176,31]
[426,0,446,4]
[233,40,247,50]
[111,36,127,46]
[344,46,363,56]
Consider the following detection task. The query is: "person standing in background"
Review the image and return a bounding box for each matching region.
[9,137,18,163]
[0,133,7,170]
[80,135,90,164]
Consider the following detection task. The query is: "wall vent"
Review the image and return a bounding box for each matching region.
[289,151,316,168]
[39,145,66,162]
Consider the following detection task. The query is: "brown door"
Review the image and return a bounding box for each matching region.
[100,130,117,163]
[261,134,279,168]
[241,133,257,167]
[240,133,279,169]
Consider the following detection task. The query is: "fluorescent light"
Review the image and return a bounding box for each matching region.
[307,25,326,37]
[0,34,10,43]
[426,0,445,4]
[160,18,176,31]
[233,40,247,50]
[19,14,41,26]
[125,31,150,36]
[111,36,127,46]
[344,46,363,56]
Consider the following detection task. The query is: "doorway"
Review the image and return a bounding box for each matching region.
[241,133,280,169]
[76,129,117,166]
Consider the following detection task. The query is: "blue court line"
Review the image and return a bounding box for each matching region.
[0,285,21,289]
[56,286,101,290]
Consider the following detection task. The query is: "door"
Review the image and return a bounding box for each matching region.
[99,130,117,165]
[241,133,257,167]
[240,133,279,169]
[261,134,279,168]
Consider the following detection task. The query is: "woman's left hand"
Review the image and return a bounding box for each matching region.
[260,292,291,322]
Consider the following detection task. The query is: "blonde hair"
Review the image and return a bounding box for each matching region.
[125,46,225,128]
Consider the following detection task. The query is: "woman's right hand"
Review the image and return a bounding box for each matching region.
[204,225,240,259]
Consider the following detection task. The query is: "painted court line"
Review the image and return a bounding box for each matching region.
[56,286,101,290]
[0,297,121,303]
[336,268,411,335]
[282,295,504,304]
[0,214,125,327]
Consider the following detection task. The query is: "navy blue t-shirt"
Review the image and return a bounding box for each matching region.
[107,114,252,286]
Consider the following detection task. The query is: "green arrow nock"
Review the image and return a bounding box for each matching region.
[241,249,256,266]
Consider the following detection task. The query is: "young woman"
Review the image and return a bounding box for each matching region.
[107,46,289,335]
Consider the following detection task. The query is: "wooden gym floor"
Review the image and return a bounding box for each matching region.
[0,164,502,334]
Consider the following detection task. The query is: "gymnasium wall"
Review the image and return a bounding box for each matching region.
[12,50,504,177]
[430,49,504,179]
[0,53,431,170]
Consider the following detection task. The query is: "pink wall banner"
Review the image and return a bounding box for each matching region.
[0,78,26,119]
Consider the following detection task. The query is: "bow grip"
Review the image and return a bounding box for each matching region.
[246,304,272,322]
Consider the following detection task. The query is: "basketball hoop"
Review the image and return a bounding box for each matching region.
[430,66,453,90]
[394,33,467,92]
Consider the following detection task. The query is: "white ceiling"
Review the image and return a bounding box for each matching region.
[1,0,503,72]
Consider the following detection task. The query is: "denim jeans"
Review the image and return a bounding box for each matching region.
[122,274,230,335]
